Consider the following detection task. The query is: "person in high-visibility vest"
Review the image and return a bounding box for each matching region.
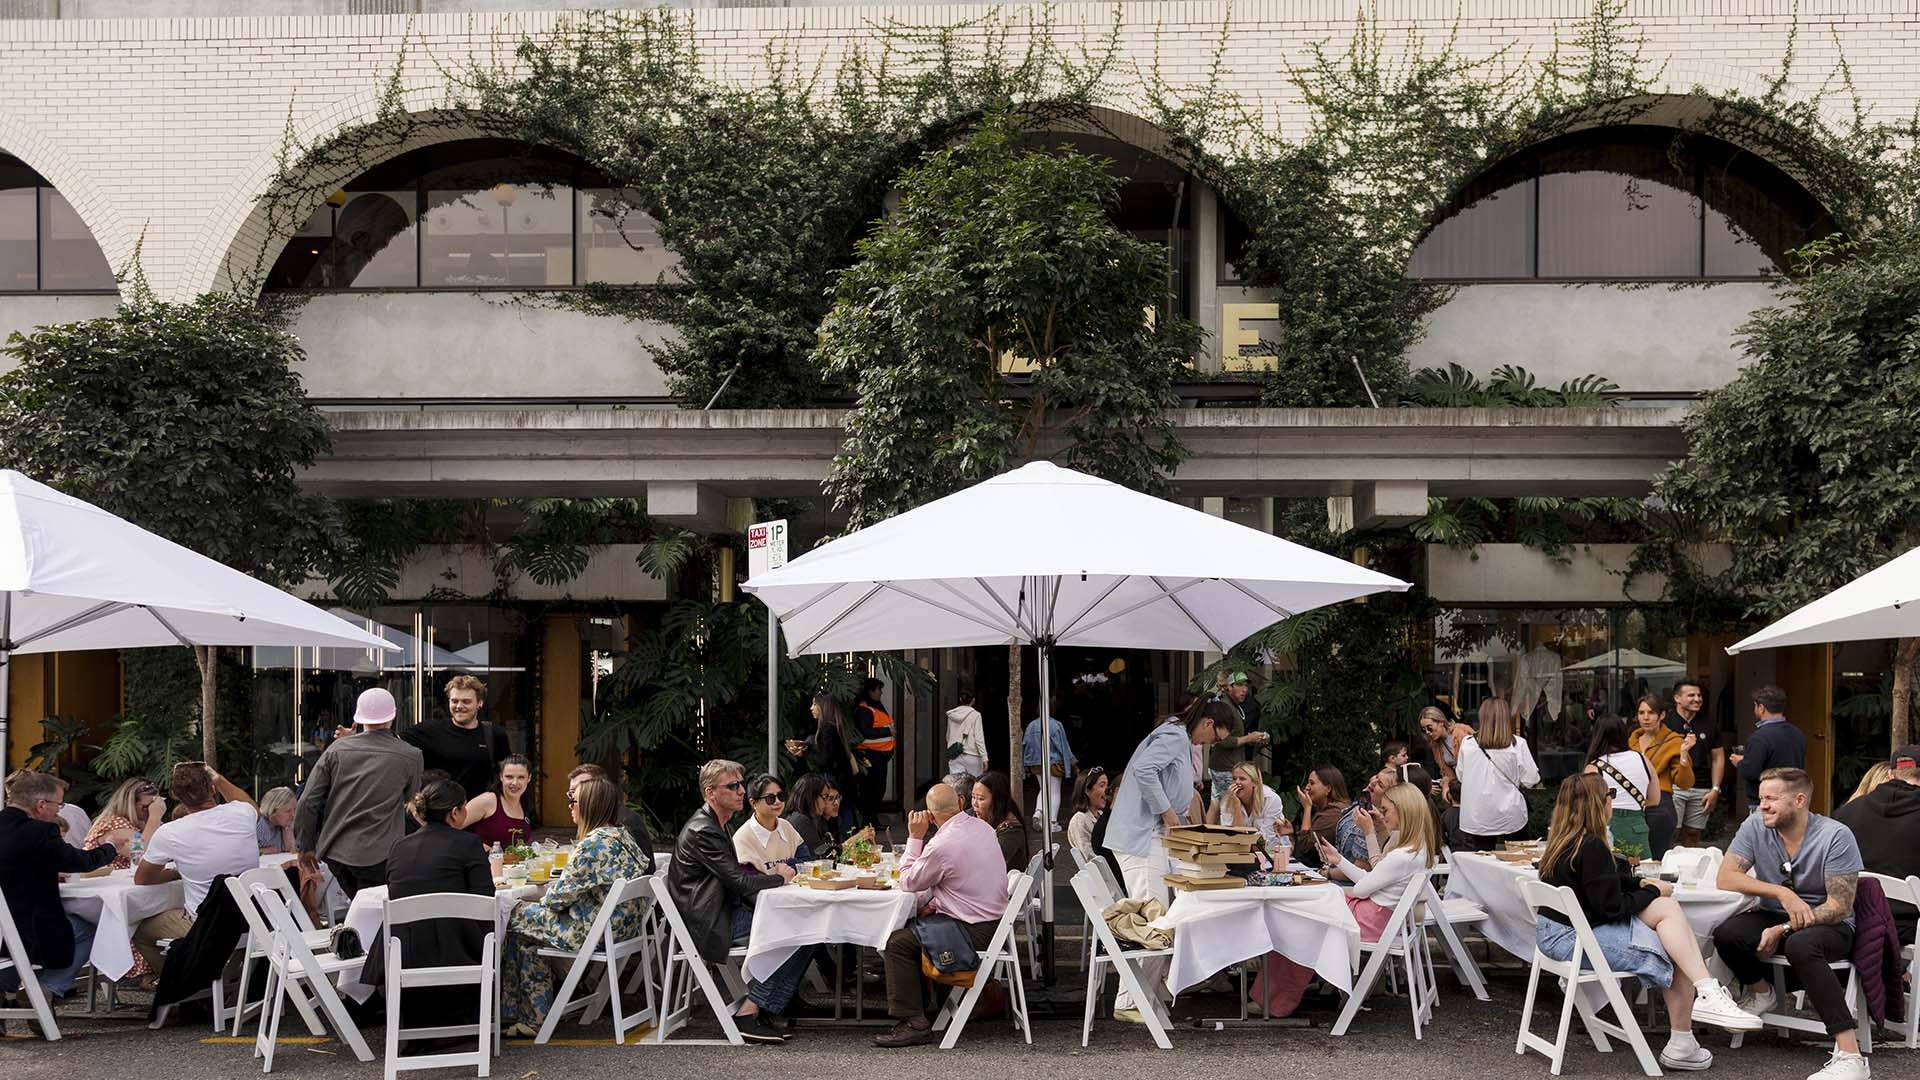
[851,677,895,827]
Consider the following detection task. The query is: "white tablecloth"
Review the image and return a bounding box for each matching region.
[745,885,919,982]
[336,884,534,1002]
[1446,852,1754,963]
[59,869,186,981]
[1155,884,1361,996]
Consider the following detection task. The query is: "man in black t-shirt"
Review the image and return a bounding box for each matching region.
[1663,677,1728,846]
[400,675,512,802]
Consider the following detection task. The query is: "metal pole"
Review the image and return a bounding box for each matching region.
[767,610,780,777]
[1036,575,1058,984]
[1,592,11,791]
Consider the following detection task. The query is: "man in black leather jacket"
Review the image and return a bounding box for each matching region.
[669,758,813,1043]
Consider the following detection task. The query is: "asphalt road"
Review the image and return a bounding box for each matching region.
[3,965,1888,1080]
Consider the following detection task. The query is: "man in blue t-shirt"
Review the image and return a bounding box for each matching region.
[1712,767,1866,1080]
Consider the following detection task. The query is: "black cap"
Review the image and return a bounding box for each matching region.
[1892,745,1920,770]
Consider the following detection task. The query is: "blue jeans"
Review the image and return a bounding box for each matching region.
[730,906,814,1014]
[0,913,95,998]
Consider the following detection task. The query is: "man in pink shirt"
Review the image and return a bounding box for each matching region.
[872,781,1009,1047]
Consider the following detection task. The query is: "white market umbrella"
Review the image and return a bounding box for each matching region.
[1565,647,1686,674]
[743,460,1411,956]
[1726,544,1920,654]
[0,470,398,770]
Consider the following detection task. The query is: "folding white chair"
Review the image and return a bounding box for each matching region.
[1331,868,1438,1038]
[250,882,374,1071]
[228,866,327,1036]
[1070,865,1173,1049]
[1514,879,1661,1077]
[0,886,61,1040]
[1866,871,1920,1048]
[647,874,743,1045]
[533,876,656,1044]
[1725,935,1874,1054]
[1017,844,1058,981]
[382,892,498,1080]
[1419,868,1492,1001]
[1067,847,1110,970]
[931,869,1035,1050]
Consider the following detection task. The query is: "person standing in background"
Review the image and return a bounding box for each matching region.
[1455,698,1541,851]
[296,687,424,896]
[1631,694,1694,859]
[401,675,512,808]
[945,682,989,783]
[1663,677,1727,847]
[1207,673,1272,803]
[1731,685,1805,804]
[849,678,895,827]
[1021,700,1075,833]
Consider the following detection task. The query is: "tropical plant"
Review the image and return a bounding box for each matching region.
[92,710,202,789]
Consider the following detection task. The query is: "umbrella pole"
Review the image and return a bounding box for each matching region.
[767,612,780,777]
[0,593,10,790]
[1037,639,1056,985]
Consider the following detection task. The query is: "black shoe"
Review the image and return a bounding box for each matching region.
[735,1012,788,1044]
[761,1010,794,1031]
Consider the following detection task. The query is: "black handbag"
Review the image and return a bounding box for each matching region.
[329,926,364,960]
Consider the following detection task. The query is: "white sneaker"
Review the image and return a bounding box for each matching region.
[1693,980,1764,1031]
[1739,983,1778,1017]
[1660,1042,1714,1071]
[1807,1049,1870,1080]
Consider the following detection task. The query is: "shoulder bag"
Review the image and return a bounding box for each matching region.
[1595,755,1648,808]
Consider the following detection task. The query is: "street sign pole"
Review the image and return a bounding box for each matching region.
[747,519,789,776]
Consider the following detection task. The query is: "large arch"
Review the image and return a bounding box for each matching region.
[0,108,126,295]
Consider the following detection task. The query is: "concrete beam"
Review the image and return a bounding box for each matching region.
[1352,480,1430,529]
[645,481,729,532]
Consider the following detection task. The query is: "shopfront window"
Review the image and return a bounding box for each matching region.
[0,154,115,292]
[1426,607,1687,782]
[250,604,531,790]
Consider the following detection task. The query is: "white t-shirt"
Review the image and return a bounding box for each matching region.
[1457,735,1541,837]
[1593,751,1654,811]
[142,801,261,915]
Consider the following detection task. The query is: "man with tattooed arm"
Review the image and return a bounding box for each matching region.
[1711,767,1868,1080]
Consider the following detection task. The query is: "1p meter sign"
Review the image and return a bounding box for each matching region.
[747,519,788,579]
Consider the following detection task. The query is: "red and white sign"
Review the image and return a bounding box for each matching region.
[747,518,788,579]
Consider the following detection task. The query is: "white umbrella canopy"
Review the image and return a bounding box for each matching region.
[0,469,397,766]
[1726,544,1920,654]
[744,461,1411,655]
[1565,647,1686,673]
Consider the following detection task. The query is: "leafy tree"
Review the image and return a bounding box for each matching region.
[820,112,1204,527]
[0,292,335,767]
[1650,231,1920,748]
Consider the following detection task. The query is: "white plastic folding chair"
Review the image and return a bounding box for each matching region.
[1866,871,1920,1048]
[382,892,498,1080]
[0,886,61,1040]
[532,876,657,1044]
[223,874,333,1040]
[250,882,374,1071]
[647,874,743,1045]
[1420,855,1492,1001]
[1725,924,1874,1055]
[1331,868,1438,1038]
[1016,844,1058,980]
[1069,865,1173,1049]
[931,869,1035,1050]
[1514,878,1660,1077]
[1067,847,1107,969]
[228,866,327,1036]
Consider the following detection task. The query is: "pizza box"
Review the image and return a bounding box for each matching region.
[797,875,858,890]
[1164,873,1247,891]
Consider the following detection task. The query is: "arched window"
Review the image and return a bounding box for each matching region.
[266,139,680,290]
[1408,126,1834,281]
[0,153,115,292]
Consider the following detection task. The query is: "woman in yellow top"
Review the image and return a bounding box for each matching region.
[1629,693,1695,860]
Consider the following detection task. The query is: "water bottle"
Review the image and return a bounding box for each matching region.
[489,841,504,878]
[128,832,144,865]
[1276,834,1292,869]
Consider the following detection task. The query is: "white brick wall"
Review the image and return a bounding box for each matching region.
[0,2,1914,299]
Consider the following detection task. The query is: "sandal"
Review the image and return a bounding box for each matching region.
[503,1022,539,1039]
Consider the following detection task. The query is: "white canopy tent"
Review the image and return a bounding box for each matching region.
[743,461,1411,966]
[1727,544,1920,654]
[0,470,398,773]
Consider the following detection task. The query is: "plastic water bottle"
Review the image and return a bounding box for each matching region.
[1276,835,1293,869]
[128,832,144,864]
[489,841,504,878]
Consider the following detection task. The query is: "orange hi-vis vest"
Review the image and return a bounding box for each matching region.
[856,702,896,754]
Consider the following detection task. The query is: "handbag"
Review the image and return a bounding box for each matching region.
[329,926,364,960]
[1596,756,1648,807]
[909,913,981,986]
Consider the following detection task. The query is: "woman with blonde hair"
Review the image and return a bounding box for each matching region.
[255,786,297,854]
[1206,761,1289,847]
[1455,697,1540,851]
[1250,783,1437,1016]
[81,778,168,985]
[500,775,650,1037]
[1847,762,1892,804]
[1536,775,1759,1069]
[1419,705,1476,783]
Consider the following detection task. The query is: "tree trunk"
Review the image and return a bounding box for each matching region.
[195,645,219,768]
[1007,642,1024,811]
[1893,637,1920,751]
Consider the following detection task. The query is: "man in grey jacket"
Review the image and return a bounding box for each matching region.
[295,687,423,896]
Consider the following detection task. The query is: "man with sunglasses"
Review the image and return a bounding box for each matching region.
[667,759,811,1043]
[0,770,117,1001]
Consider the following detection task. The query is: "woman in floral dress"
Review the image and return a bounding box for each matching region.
[501,775,649,1036]
[82,778,166,985]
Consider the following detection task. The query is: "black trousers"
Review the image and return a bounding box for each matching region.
[1454,825,1530,853]
[327,858,388,898]
[1644,800,1678,860]
[1710,909,1857,1036]
[855,753,892,826]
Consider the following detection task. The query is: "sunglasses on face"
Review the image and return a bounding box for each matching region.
[566,793,577,806]
[754,792,786,805]
[721,779,746,792]
[820,792,842,803]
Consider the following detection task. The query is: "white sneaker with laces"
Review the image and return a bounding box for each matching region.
[1693,979,1764,1031]
[1660,1042,1714,1071]
[1740,983,1779,1017]
[1806,1049,1870,1080]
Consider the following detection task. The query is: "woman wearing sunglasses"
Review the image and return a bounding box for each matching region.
[734,774,813,872]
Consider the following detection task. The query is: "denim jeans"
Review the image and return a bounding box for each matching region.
[0,913,96,998]
[730,905,814,1014]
